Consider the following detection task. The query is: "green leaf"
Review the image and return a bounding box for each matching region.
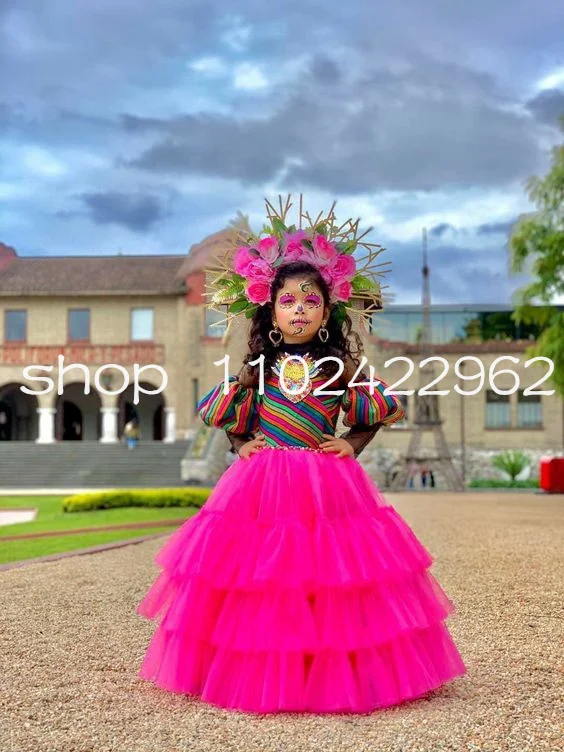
[287,224,297,233]
[244,305,258,318]
[248,248,260,257]
[228,299,251,313]
[314,223,328,237]
[351,274,377,291]
[341,239,357,254]
[213,277,246,303]
[271,218,288,237]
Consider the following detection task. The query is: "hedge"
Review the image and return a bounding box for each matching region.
[468,478,539,489]
[62,487,212,513]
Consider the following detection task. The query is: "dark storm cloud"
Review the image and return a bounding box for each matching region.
[430,223,456,238]
[309,55,341,85]
[525,88,564,127]
[385,239,525,305]
[476,219,518,236]
[124,53,546,193]
[79,191,166,231]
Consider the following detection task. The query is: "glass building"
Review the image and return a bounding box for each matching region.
[368,304,561,345]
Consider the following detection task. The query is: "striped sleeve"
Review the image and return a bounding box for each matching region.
[341,378,405,428]
[197,375,260,433]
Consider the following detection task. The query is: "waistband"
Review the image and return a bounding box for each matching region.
[263,445,326,453]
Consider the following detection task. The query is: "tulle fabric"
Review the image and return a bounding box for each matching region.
[137,447,467,713]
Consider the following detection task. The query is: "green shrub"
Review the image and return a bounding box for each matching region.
[491,450,530,481]
[62,487,212,513]
[468,478,539,489]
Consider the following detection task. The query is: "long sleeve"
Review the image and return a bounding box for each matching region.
[341,377,405,428]
[197,375,260,434]
[339,423,383,458]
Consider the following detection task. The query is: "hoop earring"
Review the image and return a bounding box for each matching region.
[268,323,283,346]
[318,323,329,343]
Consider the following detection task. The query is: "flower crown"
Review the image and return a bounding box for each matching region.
[203,194,390,335]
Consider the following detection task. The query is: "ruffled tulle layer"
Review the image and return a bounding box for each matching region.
[137,448,467,713]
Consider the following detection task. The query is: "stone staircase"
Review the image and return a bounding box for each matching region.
[0,441,191,489]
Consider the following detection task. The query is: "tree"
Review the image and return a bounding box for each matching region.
[509,118,564,396]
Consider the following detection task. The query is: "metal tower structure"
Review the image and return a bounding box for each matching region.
[390,228,464,491]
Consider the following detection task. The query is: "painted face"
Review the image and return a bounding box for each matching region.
[273,277,327,342]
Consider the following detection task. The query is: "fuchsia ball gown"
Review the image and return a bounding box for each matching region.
[136,350,467,713]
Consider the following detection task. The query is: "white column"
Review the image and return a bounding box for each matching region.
[36,407,56,444]
[99,407,119,443]
[163,407,176,443]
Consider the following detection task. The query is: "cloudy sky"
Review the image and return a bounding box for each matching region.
[1,1,563,304]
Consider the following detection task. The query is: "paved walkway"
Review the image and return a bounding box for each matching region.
[0,509,37,526]
[1,492,562,752]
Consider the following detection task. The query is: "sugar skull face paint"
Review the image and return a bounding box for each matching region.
[273,277,328,343]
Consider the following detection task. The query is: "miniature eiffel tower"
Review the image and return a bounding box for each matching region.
[390,228,464,491]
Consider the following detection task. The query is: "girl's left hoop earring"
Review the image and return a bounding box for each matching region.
[318,324,329,343]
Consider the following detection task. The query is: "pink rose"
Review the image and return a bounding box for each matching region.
[329,254,356,281]
[283,230,310,263]
[331,279,352,302]
[246,258,275,282]
[312,234,338,266]
[319,266,333,287]
[234,246,256,276]
[246,280,271,304]
[257,236,280,263]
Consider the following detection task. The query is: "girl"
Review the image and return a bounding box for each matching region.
[136,201,467,713]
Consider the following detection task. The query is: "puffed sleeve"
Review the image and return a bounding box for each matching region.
[197,375,260,434]
[341,378,405,428]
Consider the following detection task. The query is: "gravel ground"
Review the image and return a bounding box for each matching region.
[1,491,562,752]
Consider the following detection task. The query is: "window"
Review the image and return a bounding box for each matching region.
[4,310,27,342]
[517,390,542,428]
[205,307,227,337]
[131,308,154,341]
[485,390,511,428]
[68,309,90,341]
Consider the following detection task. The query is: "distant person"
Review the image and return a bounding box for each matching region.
[0,410,7,440]
[123,418,141,450]
[407,460,420,488]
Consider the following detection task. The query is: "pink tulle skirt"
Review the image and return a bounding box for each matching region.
[136,446,467,713]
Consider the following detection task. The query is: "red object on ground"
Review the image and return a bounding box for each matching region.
[539,457,564,493]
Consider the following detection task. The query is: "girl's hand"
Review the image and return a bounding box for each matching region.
[319,433,355,458]
[238,433,266,459]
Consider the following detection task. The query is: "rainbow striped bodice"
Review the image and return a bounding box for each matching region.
[197,357,405,451]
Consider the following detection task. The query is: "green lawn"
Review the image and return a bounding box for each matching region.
[0,495,199,564]
[0,526,177,565]
[0,495,198,537]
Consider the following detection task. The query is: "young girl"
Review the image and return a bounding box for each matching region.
[136,200,467,713]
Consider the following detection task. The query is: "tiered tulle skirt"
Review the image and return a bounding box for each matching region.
[136,447,467,713]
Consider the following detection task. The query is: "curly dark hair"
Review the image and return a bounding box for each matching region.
[240,261,365,382]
